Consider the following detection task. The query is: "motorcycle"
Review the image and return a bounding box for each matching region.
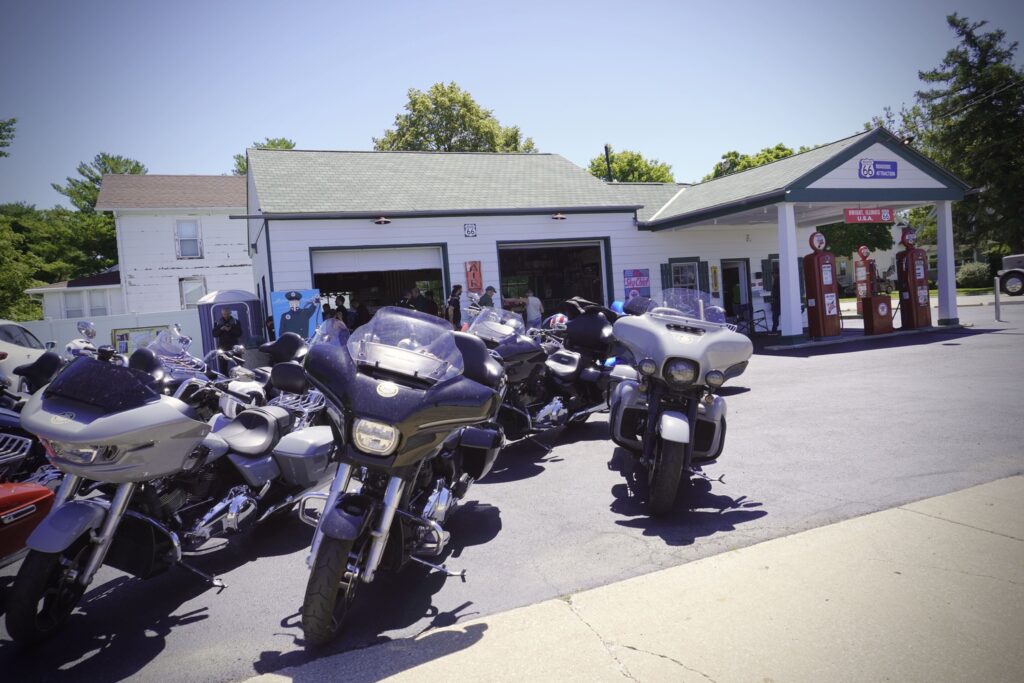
[296,306,505,645]
[5,350,340,644]
[467,303,630,442]
[66,320,127,366]
[608,288,752,515]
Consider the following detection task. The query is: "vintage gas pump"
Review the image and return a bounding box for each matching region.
[802,231,841,338]
[896,226,932,329]
[853,245,875,315]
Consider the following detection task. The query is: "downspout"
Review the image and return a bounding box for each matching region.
[113,211,130,314]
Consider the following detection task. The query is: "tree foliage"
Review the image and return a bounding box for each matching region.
[587,147,674,182]
[818,223,895,260]
[374,82,536,153]
[0,118,15,158]
[233,137,296,175]
[703,143,811,181]
[52,153,147,213]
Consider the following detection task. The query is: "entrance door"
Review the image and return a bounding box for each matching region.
[311,246,445,312]
[721,259,750,318]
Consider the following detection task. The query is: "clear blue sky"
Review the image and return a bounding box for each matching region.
[2,0,1021,208]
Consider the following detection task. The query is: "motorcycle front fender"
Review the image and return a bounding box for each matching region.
[26,500,105,553]
[321,492,374,542]
[657,410,690,444]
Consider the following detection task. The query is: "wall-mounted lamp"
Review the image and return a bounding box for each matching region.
[373,216,391,225]
[551,212,567,220]
[902,136,915,145]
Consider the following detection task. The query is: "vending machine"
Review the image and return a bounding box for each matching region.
[895,226,932,329]
[802,232,841,338]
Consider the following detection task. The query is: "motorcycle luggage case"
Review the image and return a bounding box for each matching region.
[272,426,336,488]
[0,482,54,559]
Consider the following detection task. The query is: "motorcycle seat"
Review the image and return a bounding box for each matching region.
[13,352,64,394]
[259,333,308,364]
[452,332,504,389]
[216,405,292,457]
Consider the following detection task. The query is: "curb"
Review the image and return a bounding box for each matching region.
[763,324,965,351]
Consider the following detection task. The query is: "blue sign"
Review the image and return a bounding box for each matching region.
[858,158,898,179]
[271,288,322,340]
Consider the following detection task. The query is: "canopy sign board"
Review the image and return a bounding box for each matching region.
[844,208,895,224]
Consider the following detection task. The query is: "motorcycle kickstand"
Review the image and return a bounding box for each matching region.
[177,560,226,588]
[525,435,553,454]
[410,555,467,582]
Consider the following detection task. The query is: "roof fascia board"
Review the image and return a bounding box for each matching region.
[638,191,786,232]
[229,205,642,221]
[787,187,965,202]
[99,206,244,213]
[24,284,122,294]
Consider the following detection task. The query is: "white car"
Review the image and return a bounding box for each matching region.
[0,320,52,388]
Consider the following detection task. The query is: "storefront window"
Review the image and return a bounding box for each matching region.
[671,262,698,289]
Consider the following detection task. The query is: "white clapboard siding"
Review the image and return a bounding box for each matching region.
[808,143,946,190]
[117,210,253,314]
[259,212,822,325]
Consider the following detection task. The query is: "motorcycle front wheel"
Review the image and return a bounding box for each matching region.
[6,541,90,645]
[301,536,358,647]
[648,438,687,516]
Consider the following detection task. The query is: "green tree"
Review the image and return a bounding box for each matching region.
[232,137,296,175]
[703,143,810,181]
[0,207,43,320]
[818,223,895,260]
[374,82,536,153]
[52,152,147,213]
[0,117,15,158]
[914,14,1024,252]
[587,146,674,182]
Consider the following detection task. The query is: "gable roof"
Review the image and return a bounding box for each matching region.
[246,149,641,217]
[641,127,972,231]
[96,175,246,210]
[25,268,121,293]
[602,182,690,222]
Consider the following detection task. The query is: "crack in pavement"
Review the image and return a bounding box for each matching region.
[562,595,719,683]
[897,506,1024,542]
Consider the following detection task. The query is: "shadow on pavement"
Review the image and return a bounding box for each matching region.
[751,325,997,358]
[607,448,767,546]
[0,514,316,683]
[252,500,501,676]
[481,419,609,486]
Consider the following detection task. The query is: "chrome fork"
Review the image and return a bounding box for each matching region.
[361,476,405,583]
[53,473,82,509]
[79,482,136,587]
[306,463,353,569]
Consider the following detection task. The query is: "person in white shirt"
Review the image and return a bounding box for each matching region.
[524,289,543,329]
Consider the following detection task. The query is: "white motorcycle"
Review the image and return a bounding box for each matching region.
[608,288,753,515]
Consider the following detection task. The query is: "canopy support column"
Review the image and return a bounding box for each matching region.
[777,202,804,342]
[935,200,959,326]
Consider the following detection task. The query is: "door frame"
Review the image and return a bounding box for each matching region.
[495,237,614,306]
[720,257,753,309]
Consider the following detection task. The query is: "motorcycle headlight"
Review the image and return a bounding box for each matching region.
[352,419,399,456]
[705,370,725,389]
[664,358,699,387]
[44,440,118,465]
[638,358,658,376]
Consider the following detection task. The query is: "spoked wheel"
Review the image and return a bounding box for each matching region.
[301,537,359,647]
[647,438,688,517]
[6,541,90,645]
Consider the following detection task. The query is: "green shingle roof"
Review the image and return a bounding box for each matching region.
[248,149,640,215]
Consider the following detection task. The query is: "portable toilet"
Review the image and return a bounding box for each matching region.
[197,290,264,355]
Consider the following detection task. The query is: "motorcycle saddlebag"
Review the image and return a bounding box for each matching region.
[0,482,55,560]
[272,426,336,488]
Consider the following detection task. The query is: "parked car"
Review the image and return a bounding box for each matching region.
[998,254,1024,297]
[0,320,53,389]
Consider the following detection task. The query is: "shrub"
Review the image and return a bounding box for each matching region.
[956,261,992,288]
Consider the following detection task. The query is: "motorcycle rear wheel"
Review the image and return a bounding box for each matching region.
[648,438,687,516]
[6,542,89,645]
[301,536,358,647]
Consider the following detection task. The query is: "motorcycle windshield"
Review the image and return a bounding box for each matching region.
[626,288,727,324]
[44,357,160,413]
[347,307,463,383]
[310,318,351,348]
[467,307,526,344]
[147,325,193,356]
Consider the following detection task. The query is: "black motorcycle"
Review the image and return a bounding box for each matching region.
[297,306,505,645]
[467,302,630,443]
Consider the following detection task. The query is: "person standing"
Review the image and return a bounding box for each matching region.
[424,290,439,316]
[398,290,416,309]
[479,285,497,308]
[771,264,781,334]
[524,289,543,329]
[214,308,242,350]
[411,287,428,312]
[446,285,463,329]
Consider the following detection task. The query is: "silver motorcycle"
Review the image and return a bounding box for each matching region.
[608,288,753,515]
[5,351,335,644]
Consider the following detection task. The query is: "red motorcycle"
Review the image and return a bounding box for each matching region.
[0,481,54,569]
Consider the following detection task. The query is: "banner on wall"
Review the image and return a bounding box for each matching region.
[271,289,322,339]
[465,261,483,293]
[623,269,651,299]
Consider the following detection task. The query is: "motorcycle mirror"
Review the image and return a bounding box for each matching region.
[44,340,57,350]
[77,320,97,339]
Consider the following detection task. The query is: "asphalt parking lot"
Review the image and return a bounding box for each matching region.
[2,304,1022,683]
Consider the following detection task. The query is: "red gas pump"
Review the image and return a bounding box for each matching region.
[803,231,841,338]
[896,226,932,329]
[854,245,874,315]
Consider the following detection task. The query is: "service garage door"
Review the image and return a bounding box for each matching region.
[498,240,607,312]
[312,246,445,310]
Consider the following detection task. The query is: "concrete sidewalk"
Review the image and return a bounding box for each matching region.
[838,292,1023,315]
[248,477,1024,683]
